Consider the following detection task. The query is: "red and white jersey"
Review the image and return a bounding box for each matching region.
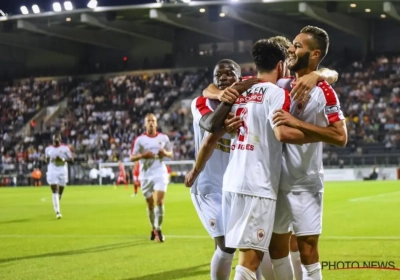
[277,78,345,191]
[190,96,231,195]
[131,132,171,181]
[45,144,72,175]
[223,82,291,199]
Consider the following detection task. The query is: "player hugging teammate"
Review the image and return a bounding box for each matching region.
[186,26,347,280]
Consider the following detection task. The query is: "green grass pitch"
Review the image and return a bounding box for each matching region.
[0,181,400,280]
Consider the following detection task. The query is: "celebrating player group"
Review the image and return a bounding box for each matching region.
[185,26,348,280]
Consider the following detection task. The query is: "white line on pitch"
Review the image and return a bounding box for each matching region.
[349,191,400,202]
[0,234,399,240]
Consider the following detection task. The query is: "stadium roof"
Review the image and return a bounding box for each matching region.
[0,1,398,65]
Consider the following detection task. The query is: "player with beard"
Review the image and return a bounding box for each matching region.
[270,26,347,280]
[186,59,259,280]
[45,133,74,219]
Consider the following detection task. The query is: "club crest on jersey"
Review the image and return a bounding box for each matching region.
[257,229,265,241]
[295,96,310,115]
[209,219,216,229]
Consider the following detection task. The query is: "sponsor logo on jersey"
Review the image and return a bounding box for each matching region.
[231,144,254,151]
[235,95,247,104]
[247,93,265,104]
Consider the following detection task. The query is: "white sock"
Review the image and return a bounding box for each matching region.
[52,193,60,214]
[154,205,164,230]
[271,256,293,280]
[210,246,234,280]
[290,251,302,280]
[147,208,155,229]
[260,253,275,280]
[302,263,321,280]
[234,265,257,280]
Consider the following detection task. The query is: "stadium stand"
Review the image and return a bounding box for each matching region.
[0,70,206,185]
[2,54,400,187]
[2,53,400,187]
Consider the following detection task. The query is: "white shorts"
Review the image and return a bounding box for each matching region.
[223,191,276,253]
[273,190,323,236]
[140,177,168,198]
[191,193,223,238]
[47,172,67,186]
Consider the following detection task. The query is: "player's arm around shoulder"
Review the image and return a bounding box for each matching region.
[299,82,347,146]
[274,83,347,146]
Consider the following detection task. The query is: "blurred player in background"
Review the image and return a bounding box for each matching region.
[186,59,257,280]
[271,26,347,280]
[116,161,128,189]
[130,113,173,242]
[132,161,140,196]
[45,133,73,219]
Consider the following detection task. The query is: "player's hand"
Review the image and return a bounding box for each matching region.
[158,149,168,158]
[53,156,65,166]
[185,168,200,188]
[224,113,242,134]
[290,71,319,102]
[218,87,240,104]
[273,109,300,128]
[231,77,261,94]
[141,151,155,159]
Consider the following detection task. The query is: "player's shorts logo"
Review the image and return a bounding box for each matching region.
[209,219,216,229]
[257,229,265,241]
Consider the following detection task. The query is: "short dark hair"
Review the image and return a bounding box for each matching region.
[269,36,291,50]
[300,26,329,61]
[216,59,241,76]
[252,39,286,73]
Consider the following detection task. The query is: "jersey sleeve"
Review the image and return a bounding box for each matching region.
[191,96,213,124]
[131,137,140,155]
[163,134,173,152]
[318,81,345,124]
[276,77,294,91]
[64,146,73,159]
[45,147,49,158]
[268,88,291,129]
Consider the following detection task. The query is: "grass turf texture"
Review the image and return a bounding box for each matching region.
[0,182,399,280]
